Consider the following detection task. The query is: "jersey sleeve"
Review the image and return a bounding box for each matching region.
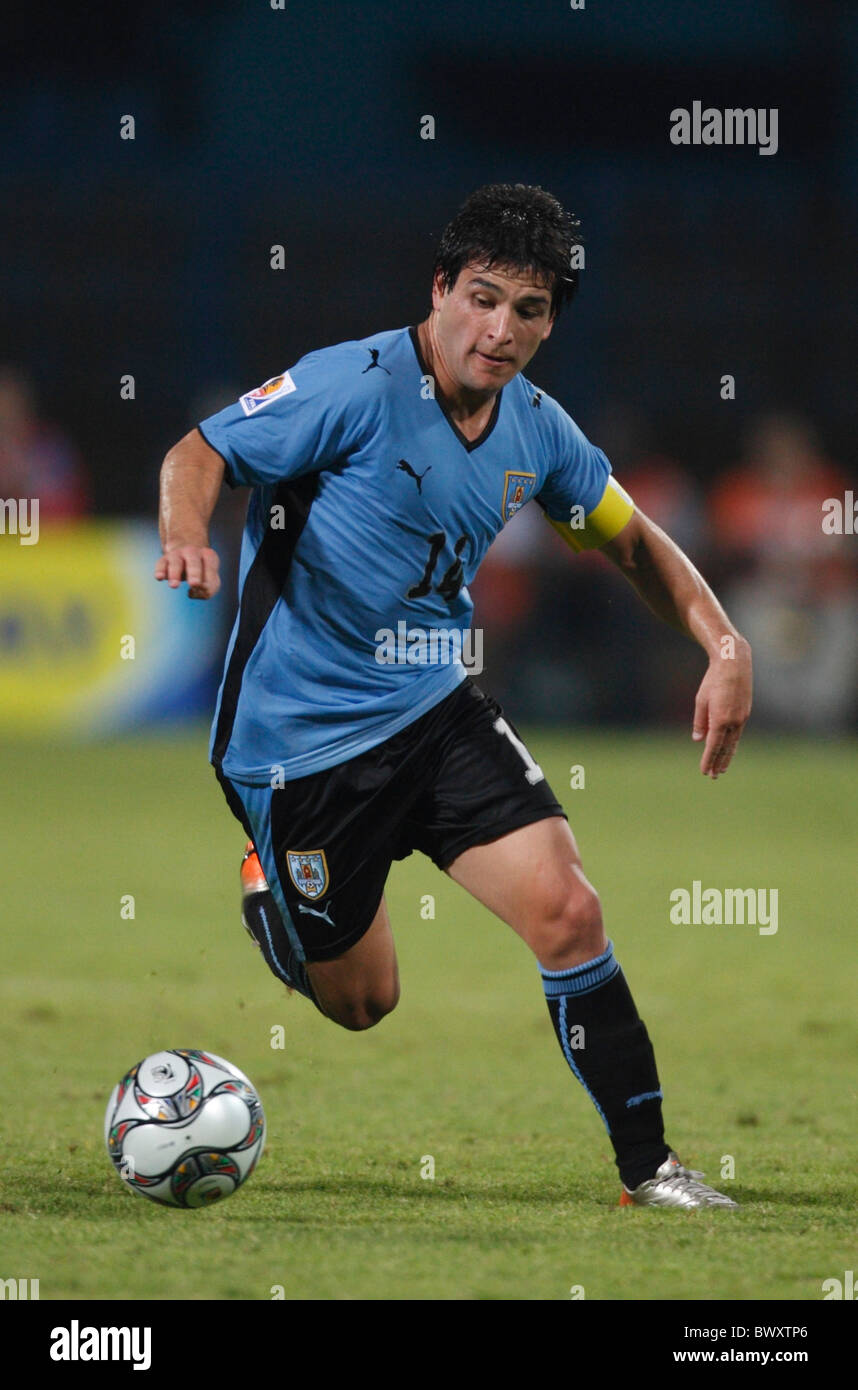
[197,346,373,488]
[535,402,635,551]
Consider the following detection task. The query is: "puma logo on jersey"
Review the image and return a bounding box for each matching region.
[397,458,432,493]
[362,347,391,375]
[297,901,335,926]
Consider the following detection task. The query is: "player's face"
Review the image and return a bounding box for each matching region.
[432,263,555,392]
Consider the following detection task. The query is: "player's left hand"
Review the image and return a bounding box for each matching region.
[691,637,752,779]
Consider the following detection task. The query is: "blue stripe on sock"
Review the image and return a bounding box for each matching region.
[559,995,610,1134]
[256,901,296,986]
[625,1089,663,1109]
[538,940,619,996]
[255,898,315,998]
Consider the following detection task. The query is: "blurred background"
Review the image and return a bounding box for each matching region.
[2,0,856,736]
[4,5,858,1306]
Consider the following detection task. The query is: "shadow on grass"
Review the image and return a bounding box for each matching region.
[1,1178,145,1219]
[258,1176,844,1207]
[256,1175,597,1204]
[7,1173,842,1223]
[5,1172,595,1219]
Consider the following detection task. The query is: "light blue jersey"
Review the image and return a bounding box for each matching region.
[200,326,613,784]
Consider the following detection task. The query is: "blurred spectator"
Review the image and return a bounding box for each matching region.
[0,366,90,518]
[709,412,850,580]
[708,412,858,731]
[620,455,705,561]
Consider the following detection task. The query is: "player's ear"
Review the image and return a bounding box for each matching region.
[540,312,556,343]
[431,270,448,311]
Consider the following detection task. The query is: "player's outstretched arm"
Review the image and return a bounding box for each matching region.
[155,429,224,600]
[600,509,752,780]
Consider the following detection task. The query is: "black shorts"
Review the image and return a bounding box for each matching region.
[220,678,565,968]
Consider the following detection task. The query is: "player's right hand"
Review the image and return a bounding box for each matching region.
[154,546,221,600]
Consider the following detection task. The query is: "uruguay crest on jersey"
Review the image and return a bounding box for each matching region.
[286,849,329,899]
[502,470,537,522]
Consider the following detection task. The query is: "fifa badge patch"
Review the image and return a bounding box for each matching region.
[286,849,329,899]
[501,470,537,522]
[240,370,296,416]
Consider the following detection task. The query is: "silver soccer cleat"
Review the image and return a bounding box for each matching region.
[620,1151,739,1209]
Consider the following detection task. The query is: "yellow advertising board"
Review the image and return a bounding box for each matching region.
[0,521,223,733]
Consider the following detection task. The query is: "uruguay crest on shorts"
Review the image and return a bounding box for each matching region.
[286,849,329,899]
[501,470,537,522]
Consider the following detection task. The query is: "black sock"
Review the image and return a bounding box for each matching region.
[540,941,670,1189]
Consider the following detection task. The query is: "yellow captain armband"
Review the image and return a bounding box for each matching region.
[547,476,636,552]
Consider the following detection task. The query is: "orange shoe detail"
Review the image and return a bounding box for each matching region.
[240,842,268,896]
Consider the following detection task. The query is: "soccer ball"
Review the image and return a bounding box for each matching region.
[104,1049,266,1208]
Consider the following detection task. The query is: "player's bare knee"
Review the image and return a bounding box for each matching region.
[333,1002,390,1032]
[530,882,604,968]
[329,979,400,1032]
[333,1007,376,1032]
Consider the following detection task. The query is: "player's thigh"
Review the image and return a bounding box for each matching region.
[305,893,400,1030]
[446,816,606,968]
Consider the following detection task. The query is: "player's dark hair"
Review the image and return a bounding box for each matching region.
[432,183,582,316]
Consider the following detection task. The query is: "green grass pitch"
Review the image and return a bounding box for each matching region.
[1,726,856,1301]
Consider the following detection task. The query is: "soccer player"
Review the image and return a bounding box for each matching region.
[155,184,752,1209]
